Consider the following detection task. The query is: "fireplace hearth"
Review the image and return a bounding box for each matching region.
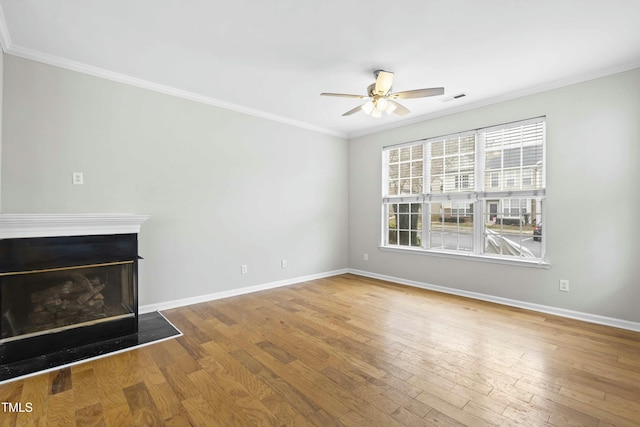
[0,214,149,366]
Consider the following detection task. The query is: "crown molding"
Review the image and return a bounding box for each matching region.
[0,5,10,52]
[0,5,342,139]
[347,60,640,139]
[0,2,345,138]
[2,44,347,139]
[1,3,637,142]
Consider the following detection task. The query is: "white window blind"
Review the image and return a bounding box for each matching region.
[483,120,545,192]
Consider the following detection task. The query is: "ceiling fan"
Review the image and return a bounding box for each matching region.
[321,70,444,117]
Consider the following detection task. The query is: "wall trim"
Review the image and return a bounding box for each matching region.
[347,60,640,139]
[348,269,640,333]
[141,267,640,332]
[0,5,10,52]
[2,44,346,139]
[139,268,349,314]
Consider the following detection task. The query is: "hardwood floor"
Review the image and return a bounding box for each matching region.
[1,273,639,426]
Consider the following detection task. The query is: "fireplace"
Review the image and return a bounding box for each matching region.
[0,214,149,366]
[1,258,136,343]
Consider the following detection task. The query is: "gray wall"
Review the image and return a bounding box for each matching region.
[1,55,349,306]
[2,53,639,324]
[349,68,640,323]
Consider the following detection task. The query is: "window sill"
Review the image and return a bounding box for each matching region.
[379,245,551,269]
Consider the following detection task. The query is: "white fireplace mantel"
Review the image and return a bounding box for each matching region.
[0,213,150,239]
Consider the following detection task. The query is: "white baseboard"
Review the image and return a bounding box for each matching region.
[139,267,640,333]
[139,268,349,314]
[348,269,640,333]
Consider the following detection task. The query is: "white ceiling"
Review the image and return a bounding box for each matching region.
[1,1,639,138]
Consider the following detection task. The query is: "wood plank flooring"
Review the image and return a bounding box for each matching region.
[1,273,639,426]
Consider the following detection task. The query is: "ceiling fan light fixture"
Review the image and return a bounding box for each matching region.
[362,100,375,115]
[375,97,389,112]
[321,69,444,118]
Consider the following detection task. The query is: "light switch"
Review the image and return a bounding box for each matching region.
[72,172,84,185]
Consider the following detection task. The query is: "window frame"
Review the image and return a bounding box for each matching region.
[381,117,548,268]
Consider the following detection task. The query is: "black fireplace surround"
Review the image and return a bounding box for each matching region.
[0,234,140,365]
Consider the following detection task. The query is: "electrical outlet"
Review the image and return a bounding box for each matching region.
[281,259,287,269]
[241,265,248,274]
[363,253,369,261]
[559,279,570,292]
[72,172,84,185]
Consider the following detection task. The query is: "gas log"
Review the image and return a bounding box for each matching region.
[27,272,108,330]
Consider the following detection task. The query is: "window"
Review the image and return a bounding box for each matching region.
[382,117,545,262]
[386,203,421,247]
[490,172,500,188]
[455,174,470,189]
[386,145,423,196]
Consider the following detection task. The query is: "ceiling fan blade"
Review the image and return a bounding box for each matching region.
[389,87,445,99]
[321,92,367,99]
[342,104,366,116]
[374,71,394,95]
[389,100,410,116]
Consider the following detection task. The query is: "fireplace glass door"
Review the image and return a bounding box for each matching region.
[1,261,135,343]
